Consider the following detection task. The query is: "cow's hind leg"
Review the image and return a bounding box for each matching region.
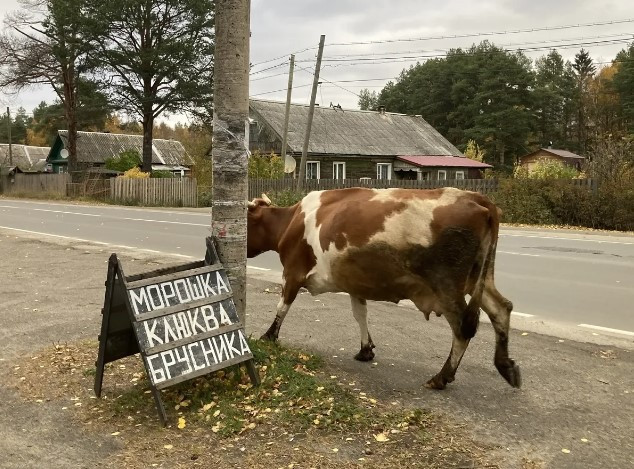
[481,285,521,388]
[351,297,375,361]
[261,277,301,342]
[425,302,471,390]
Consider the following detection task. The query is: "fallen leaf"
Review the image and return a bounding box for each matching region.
[247,423,256,429]
[581,438,588,443]
[561,449,570,454]
[111,432,120,436]
[373,433,389,442]
[521,332,529,336]
[332,448,339,453]
[213,409,220,417]
[313,419,320,425]
[177,417,186,429]
[163,444,173,450]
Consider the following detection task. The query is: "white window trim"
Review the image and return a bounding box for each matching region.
[306,161,320,179]
[377,163,392,180]
[437,170,447,180]
[333,161,346,179]
[455,170,465,180]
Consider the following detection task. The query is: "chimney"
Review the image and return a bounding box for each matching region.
[378,105,385,115]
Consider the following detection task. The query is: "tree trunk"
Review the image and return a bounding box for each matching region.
[210,0,250,322]
[142,112,154,173]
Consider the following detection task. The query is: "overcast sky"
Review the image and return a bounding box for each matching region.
[1,0,633,123]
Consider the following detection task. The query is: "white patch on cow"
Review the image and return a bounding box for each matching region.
[368,187,463,248]
[300,191,342,294]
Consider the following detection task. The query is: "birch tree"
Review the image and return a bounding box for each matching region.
[211,0,250,321]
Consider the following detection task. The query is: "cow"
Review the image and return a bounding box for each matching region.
[247,187,521,390]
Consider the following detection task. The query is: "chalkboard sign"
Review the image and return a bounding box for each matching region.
[94,238,259,425]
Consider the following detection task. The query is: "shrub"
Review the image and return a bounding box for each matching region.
[122,167,150,179]
[248,151,285,179]
[150,170,174,178]
[105,150,142,172]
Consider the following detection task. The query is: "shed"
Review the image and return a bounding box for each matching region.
[519,148,584,173]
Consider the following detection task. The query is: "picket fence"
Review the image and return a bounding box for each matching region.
[0,173,70,196]
[109,177,198,207]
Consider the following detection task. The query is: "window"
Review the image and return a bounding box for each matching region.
[333,162,346,180]
[306,161,320,179]
[437,170,447,180]
[420,171,431,181]
[455,171,465,180]
[376,163,392,180]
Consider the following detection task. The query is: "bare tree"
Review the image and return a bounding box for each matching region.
[0,0,91,173]
[211,0,250,321]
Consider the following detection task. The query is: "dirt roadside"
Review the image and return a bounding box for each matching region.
[0,229,632,468]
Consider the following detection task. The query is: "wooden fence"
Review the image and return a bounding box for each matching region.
[109,177,198,207]
[0,173,70,196]
[249,178,500,199]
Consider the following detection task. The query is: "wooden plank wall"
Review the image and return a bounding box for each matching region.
[1,173,70,196]
[109,178,198,207]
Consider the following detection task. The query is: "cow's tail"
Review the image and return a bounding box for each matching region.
[461,201,500,340]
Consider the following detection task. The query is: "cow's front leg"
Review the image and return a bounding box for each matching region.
[425,310,470,390]
[351,296,375,361]
[261,277,300,342]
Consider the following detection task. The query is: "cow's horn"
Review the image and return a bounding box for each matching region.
[261,193,272,205]
[247,199,257,208]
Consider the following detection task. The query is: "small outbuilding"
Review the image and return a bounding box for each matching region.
[518,148,584,173]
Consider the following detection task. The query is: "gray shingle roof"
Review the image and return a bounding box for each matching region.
[57,131,193,166]
[0,144,50,171]
[249,99,463,157]
[541,148,584,160]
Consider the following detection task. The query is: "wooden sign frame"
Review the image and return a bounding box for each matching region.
[94,238,259,425]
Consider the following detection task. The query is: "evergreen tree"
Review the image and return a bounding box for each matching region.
[573,48,597,153]
[613,42,634,131]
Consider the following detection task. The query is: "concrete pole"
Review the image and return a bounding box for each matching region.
[280,54,294,172]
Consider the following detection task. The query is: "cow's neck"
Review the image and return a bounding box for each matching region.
[262,205,299,252]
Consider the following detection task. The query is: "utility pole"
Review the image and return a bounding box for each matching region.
[280,54,294,173]
[6,107,12,166]
[210,0,250,323]
[297,35,325,190]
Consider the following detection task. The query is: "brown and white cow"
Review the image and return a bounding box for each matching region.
[247,187,521,389]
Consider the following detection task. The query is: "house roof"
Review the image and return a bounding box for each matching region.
[54,131,193,166]
[0,144,50,172]
[397,155,492,169]
[522,148,584,160]
[249,99,463,157]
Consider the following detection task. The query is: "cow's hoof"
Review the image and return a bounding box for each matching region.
[354,346,375,362]
[424,375,447,390]
[497,360,522,388]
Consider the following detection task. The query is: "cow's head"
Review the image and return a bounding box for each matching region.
[247,193,273,257]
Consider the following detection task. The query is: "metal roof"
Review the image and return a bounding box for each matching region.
[56,131,193,166]
[249,99,463,157]
[540,148,584,160]
[397,155,492,168]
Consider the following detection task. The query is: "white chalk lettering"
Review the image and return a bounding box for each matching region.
[216,272,230,294]
[217,303,233,326]
[130,288,150,315]
[160,350,176,380]
[201,305,219,330]
[187,342,206,371]
[173,346,192,376]
[147,285,165,310]
[147,355,166,384]
[160,282,177,306]
[200,273,217,296]
[238,330,250,355]
[187,277,205,301]
[225,332,241,358]
[187,308,206,334]
[213,334,229,362]
[143,320,163,347]
[174,279,191,303]
[200,338,218,366]
[173,312,192,339]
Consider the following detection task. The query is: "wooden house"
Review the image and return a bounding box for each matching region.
[0,144,50,173]
[46,131,193,175]
[519,148,585,173]
[249,99,491,180]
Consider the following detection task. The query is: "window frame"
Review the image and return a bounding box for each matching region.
[306,160,321,180]
[437,169,447,180]
[455,170,465,180]
[376,163,392,180]
[333,161,346,180]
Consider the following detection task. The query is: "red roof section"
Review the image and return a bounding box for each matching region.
[397,155,492,168]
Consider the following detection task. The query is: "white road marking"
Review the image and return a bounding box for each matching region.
[0,205,208,226]
[577,324,634,337]
[0,199,210,216]
[500,233,634,245]
[511,311,534,318]
[0,226,196,259]
[247,266,271,271]
[498,250,541,257]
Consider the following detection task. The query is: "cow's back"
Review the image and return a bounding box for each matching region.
[299,187,493,302]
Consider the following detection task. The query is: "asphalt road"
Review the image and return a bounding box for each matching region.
[1,198,633,336]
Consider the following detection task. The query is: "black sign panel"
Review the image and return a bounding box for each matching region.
[94,238,259,425]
